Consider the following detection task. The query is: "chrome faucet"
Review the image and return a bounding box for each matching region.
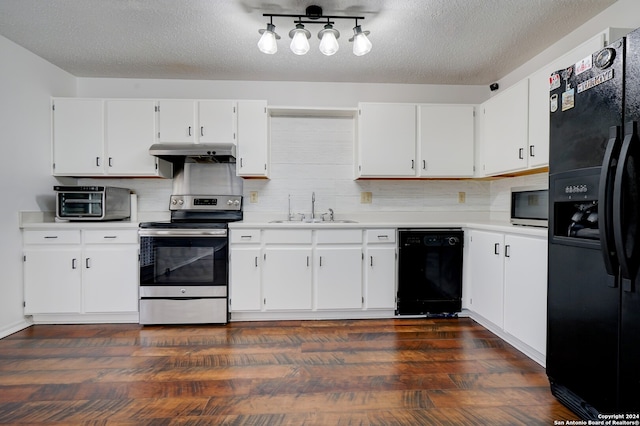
[311,192,316,220]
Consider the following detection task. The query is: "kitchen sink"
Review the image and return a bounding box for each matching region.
[269,219,358,224]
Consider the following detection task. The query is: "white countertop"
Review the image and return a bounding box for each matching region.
[19,210,547,237]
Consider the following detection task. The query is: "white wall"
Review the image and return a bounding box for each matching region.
[76,79,488,107]
[0,35,76,337]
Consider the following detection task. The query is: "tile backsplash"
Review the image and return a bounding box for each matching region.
[80,115,547,221]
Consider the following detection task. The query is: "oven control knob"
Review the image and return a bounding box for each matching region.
[227,199,233,206]
[178,199,184,205]
[234,200,240,207]
[171,199,177,205]
[181,288,186,294]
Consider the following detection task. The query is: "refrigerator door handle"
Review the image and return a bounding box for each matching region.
[613,121,640,292]
[599,125,622,286]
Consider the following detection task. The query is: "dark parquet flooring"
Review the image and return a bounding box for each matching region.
[0,318,577,425]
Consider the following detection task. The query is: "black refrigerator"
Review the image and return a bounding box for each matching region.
[547,28,640,418]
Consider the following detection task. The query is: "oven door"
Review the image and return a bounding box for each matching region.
[138,229,229,324]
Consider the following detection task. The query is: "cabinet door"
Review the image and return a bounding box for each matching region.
[365,246,397,309]
[158,100,196,143]
[419,105,474,177]
[263,247,312,310]
[316,247,363,310]
[198,100,236,143]
[82,245,139,313]
[503,235,547,354]
[358,103,416,177]
[482,79,529,176]
[230,247,262,311]
[467,230,504,327]
[237,100,269,177]
[105,100,159,175]
[52,98,104,176]
[24,248,82,314]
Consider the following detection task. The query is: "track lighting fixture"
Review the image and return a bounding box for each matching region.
[258,5,371,56]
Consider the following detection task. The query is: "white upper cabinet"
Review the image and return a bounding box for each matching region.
[52,98,104,176]
[52,98,171,177]
[357,102,475,178]
[105,100,165,176]
[357,103,417,177]
[237,100,269,177]
[418,104,475,177]
[158,99,236,144]
[481,79,530,176]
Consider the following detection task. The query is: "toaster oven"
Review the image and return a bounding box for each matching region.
[54,186,131,221]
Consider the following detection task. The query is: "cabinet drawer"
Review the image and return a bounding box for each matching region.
[316,229,363,244]
[23,230,81,245]
[83,229,138,244]
[263,229,312,244]
[230,229,261,244]
[366,229,396,244]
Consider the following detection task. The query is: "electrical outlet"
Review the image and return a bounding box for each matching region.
[249,191,258,203]
[361,191,372,204]
[458,192,466,203]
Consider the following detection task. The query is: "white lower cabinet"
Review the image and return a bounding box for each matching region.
[364,229,397,309]
[23,228,139,321]
[263,246,313,310]
[315,229,363,310]
[229,227,397,318]
[467,228,547,363]
[503,234,547,355]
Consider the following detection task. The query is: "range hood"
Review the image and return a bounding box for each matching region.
[149,143,236,163]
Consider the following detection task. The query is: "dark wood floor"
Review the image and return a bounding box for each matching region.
[0,317,577,425]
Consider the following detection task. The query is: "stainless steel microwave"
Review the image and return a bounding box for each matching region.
[510,185,549,227]
[55,186,131,221]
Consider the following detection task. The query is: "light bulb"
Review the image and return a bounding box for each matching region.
[258,23,279,54]
[289,24,311,55]
[351,25,372,56]
[318,25,340,56]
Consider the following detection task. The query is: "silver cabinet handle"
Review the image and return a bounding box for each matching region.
[307,256,310,267]
[44,236,58,239]
[85,258,91,268]
[494,243,500,255]
[240,235,252,240]
[370,256,374,267]
[108,157,113,167]
[319,256,323,267]
[188,126,192,136]
[423,160,426,170]
[411,159,414,169]
[518,148,524,160]
[103,236,117,239]
[255,256,258,267]
[529,145,535,157]
[96,157,101,167]
[72,258,77,269]
[377,235,389,240]
[201,126,204,136]
[504,245,511,258]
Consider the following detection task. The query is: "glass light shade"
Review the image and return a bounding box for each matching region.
[258,23,279,54]
[289,25,310,55]
[351,26,372,56]
[318,25,340,56]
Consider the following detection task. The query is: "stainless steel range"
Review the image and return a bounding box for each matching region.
[138,161,243,325]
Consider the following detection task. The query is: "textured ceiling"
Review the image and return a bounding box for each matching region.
[0,0,617,85]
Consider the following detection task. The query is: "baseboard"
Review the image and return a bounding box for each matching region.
[0,318,33,339]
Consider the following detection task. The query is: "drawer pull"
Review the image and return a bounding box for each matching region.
[377,235,389,240]
[44,236,58,239]
[241,235,253,240]
[103,236,118,239]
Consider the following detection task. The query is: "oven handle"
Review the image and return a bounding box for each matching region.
[139,229,228,237]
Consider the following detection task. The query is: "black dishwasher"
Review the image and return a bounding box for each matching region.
[397,229,463,316]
